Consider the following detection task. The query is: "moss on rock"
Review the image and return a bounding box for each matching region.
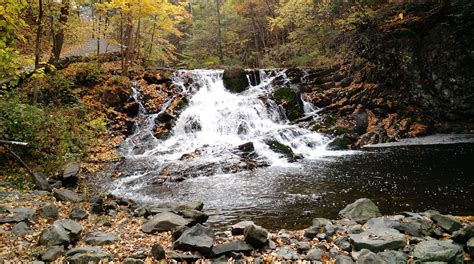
[223,66,249,93]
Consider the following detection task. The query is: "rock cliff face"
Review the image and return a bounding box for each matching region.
[300,3,474,147]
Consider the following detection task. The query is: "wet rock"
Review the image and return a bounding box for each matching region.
[142,212,191,234]
[356,249,385,264]
[39,219,82,246]
[377,250,407,264]
[305,248,323,261]
[69,207,88,220]
[244,224,269,248]
[272,87,304,121]
[61,162,80,187]
[231,220,255,235]
[312,218,332,228]
[41,246,65,262]
[274,246,299,260]
[327,135,353,150]
[223,66,248,93]
[335,255,354,264]
[339,198,382,224]
[174,224,214,255]
[211,240,254,257]
[412,240,463,263]
[13,222,31,235]
[238,142,255,153]
[349,227,405,252]
[467,237,474,256]
[33,172,52,192]
[90,196,104,214]
[39,203,59,219]
[452,224,474,243]
[85,231,118,245]
[177,208,208,224]
[122,258,144,264]
[431,213,462,233]
[151,244,166,260]
[304,228,318,239]
[53,188,83,202]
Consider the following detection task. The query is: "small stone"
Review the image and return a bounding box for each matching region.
[304,228,318,239]
[305,248,323,261]
[69,207,88,220]
[39,203,59,219]
[90,196,104,214]
[356,249,385,264]
[431,213,462,233]
[13,222,31,235]
[61,162,80,187]
[377,250,407,264]
[53,188,83,202]
[41,246,65,262]
[151,244,165,260]
[174,224,214,255]
[339,198,382,224]
[122,258,144,264]
[312,218,332,228]
[296,241,311,252]
[244,224,269,248]
[211,240,253,257]
[85,231,118,245]
[335,255,354,264]
[231,220,255,235]
[274,246,299,260]
[316,233,327,240]
[466,237,474,257]
[33,172,52,192]
[169,251,201,262]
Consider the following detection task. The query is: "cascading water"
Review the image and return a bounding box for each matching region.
[112,70,332,195]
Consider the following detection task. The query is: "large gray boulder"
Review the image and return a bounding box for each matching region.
[151,244,166,260]
[33,172,52,191]
[174,224,214,255]
[39,219,82,246]
[53,188,83,202]
[339,198,382,224]
[412,240,463,263]
[223,66,248,93]
[85,231,118,245]
[244,224,269,248]
[431,213,462,233]
[231,220,255,235]
[142,212,191,234]
[349,227,405,252]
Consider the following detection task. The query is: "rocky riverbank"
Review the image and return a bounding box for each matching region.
[1,165,473,264]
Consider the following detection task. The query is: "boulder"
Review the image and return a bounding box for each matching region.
[305,248,323,261]
[66,247,112,264]
[89,196,104,214]
[244,224,269,248]
[151,244,166,260]
[377,250,407,264]
[13,222,31,235]
[39,219,82,246]
[238,142,255,153]
[122,258,144,264]
[177,208,209,224]
[85,231,118,245]
[412,240,463,263]
[174,224,214,255]
[142,212,191,234]
[339,198,382,224]
[169,251,201,262]
[356,249,386,264]
[431,213,462,233]
[231,220,255,235]
[210,240,253,257]
[349,227,405,252]
[33,172,52,192]
[41,246,65,262]
[223,66,248,93]
[69,207,88,220]
[53,188,83,202]
[467,237,474,256]
[327,135,353,150]
[39,203,59,219]
[272,87,304,121]
[61,162,80,187]
[336,255,355,264]
[264,140,299,162]
[452,224,474,243]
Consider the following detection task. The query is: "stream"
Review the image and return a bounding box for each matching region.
[108,69,474,231]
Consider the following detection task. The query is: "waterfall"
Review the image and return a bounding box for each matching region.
[111,69,332,198]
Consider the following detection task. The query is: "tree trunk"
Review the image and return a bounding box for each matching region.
[34,0,43,69]
[50,0,70,63]
[215,0,224,64]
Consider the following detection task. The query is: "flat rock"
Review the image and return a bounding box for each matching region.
[85,231,118,245]
[39,203,59,219]
[62,162,80,187]
[142,212,191,234]
[39,219,82,246]
[244,224,268,248]
[53,188,83,202]
[467,237,474,256]
[452,224,474,243]
[231,220,254,235]
[1,208,37,223]
[412,240,463,263]
[66,246,104,256]
[335,255,355,264]
[41,246,65,262]
[169,251,201,262]
[356,249,386,264]
[274,246,299,260]
[69,207,88,220]
[177,208,209,223]
[211,240,253,257]
[67,252,112,264]
[431,213,462,233]
[339,198,382,224]
[122,258,144,264]
[174,224,214,255]
[349,227,405,252]
[377,250,407,264]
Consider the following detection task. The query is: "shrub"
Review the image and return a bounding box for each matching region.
[73,62,105,87]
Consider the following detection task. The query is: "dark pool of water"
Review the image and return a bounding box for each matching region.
[121,143,474,231]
